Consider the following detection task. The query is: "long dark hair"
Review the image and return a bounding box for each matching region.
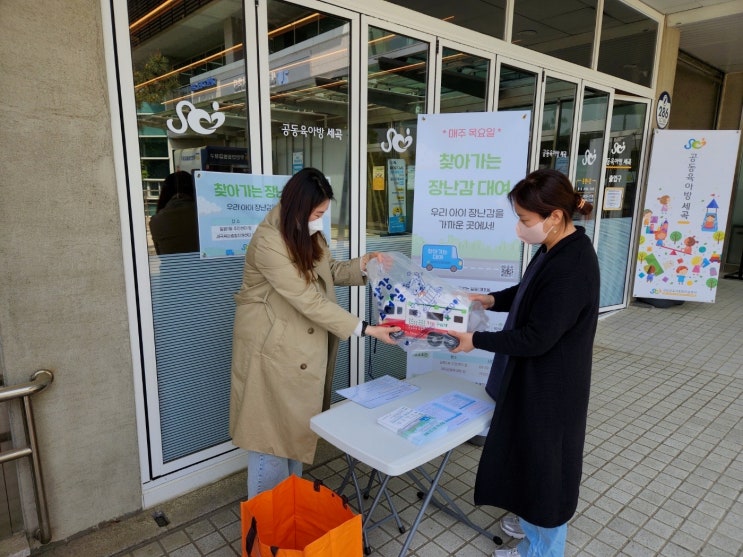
[508,169,593,225]
[279,168,334,283]
[156,171,195,213]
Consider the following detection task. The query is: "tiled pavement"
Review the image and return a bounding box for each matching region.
[33,278,742,557]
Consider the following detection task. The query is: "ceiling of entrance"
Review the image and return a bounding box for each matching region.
[639,0,743,73]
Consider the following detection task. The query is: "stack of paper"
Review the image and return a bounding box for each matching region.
[376,406,448,445]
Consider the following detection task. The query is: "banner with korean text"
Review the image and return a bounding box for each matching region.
[407,111,531,383]
[633,130,740,302]
[193,171,290,258]
[193,171,335,259]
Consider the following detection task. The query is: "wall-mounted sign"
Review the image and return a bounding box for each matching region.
[603,187,624,211]
[193,171,288,258]
[656,91,671,129]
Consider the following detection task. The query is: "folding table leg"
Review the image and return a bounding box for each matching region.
[363,469,377,499]
[341,458,405,554]
[397,450,452,557]
[362,473,392,554]
[339,454,372,554]
[364,471,405,534]
[408,463,501,546]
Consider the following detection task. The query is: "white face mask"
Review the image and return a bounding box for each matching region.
[308,218,324,235]
[516,219,549,244]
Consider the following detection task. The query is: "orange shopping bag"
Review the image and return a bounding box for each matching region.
[241,474,363,557]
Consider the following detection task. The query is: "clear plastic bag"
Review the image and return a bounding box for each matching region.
[367,252,487,352]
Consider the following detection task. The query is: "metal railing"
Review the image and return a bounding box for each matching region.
[0,369,54,544]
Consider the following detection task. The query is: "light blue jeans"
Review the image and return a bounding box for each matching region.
[517,518,567,557]
[247,450,303,499]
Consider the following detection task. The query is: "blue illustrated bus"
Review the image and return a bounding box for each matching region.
[421,244,463,272]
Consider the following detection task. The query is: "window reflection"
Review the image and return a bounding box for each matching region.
[130,0,250,224]
[366,27,428,236]
[383,0,506,40]
[267,0,351,241]
[574,88,609,238]
[512,0,597,68]
[439,48,489,114]
[498,64,538,173]
[539,77,576,173]
[598,0,657,87]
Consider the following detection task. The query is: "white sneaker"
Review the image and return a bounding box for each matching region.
[500,515,525,539]
[493,548,520,557]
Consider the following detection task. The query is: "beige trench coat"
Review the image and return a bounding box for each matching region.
[229,205,366,464]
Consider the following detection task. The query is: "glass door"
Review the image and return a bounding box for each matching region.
[495,59,541,271]
[264,0,357,401]
[574,86,612,240]
[437,43,493,114]
[538,74,578,174]
[127,0,257,475]
[496,59,541,174]
[597,98,650,309]
[359,29,500,382]
[523,72,580,259]
[361,19,433,381]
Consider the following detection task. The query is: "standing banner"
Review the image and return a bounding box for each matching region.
[633,130,740,303]
[407,111,531,383]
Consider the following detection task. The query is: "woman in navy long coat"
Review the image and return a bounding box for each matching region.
[450,169,600,557]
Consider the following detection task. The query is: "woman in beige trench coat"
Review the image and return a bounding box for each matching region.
[229,168,400,498]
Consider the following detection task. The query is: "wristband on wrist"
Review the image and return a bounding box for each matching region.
[361,320,369,336]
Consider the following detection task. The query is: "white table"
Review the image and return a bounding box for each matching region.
[310,371,500,556]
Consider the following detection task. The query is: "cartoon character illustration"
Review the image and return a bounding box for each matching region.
[701,199,719,232]
[658,195,670,215]
[682,236,698,254]
[702,214,717,232]
[643,209,653,233]
[645,264,656,282]
[654,220,669,245]
[691,255,703,274]
[676,265,688,284]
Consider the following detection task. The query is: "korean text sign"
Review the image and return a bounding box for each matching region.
[633,130,740,303]
[194,171,290,259]
[408,111,531,383]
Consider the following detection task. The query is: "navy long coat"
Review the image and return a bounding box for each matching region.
[472,227,600,528]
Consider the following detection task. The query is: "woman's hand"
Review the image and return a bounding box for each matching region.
[360,251,391,273]
[446,331,475,353]
[469,293,495,310]
[365,324,402,345]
